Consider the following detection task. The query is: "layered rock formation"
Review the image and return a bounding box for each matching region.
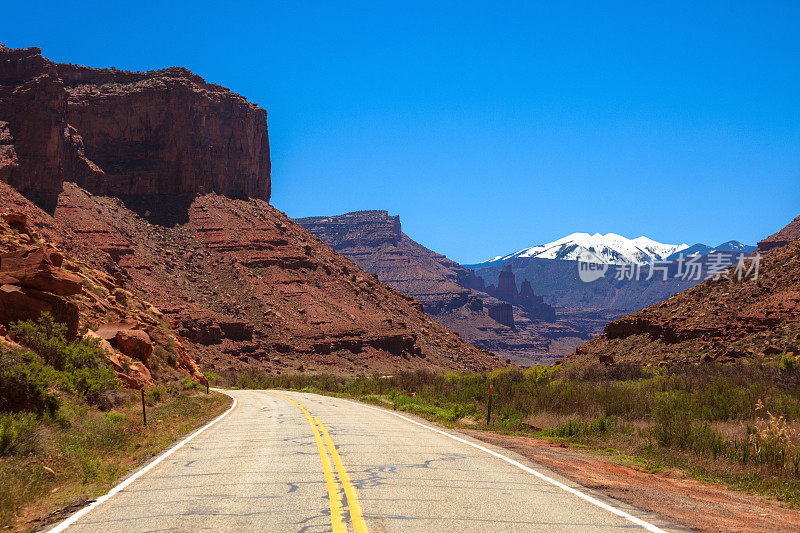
[488,303,515,328]
[59,64,270,203]
[50,186,498,374]
[0,243,82,337]
[568,214,800,366]
[0,44,270,215]
[298,210,591,365]
[298,211,476,313]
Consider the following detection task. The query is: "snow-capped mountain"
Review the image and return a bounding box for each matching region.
[479,233,690,266]
[664,240,756,261]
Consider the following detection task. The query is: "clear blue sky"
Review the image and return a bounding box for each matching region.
[6,1,799,263]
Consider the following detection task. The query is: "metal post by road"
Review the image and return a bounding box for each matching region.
[141,388,147,428]
[486,382,493,425]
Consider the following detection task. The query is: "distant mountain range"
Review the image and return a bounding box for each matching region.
[664,240,756,261]
[570,215,799,367]
[470,233,754,268]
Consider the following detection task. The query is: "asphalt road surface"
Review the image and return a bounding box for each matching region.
[51,390,684,532]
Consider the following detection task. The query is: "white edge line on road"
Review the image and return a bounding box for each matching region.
[47,389,238,533]
[332,396,667,533]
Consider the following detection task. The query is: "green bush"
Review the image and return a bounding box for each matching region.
[0,349,59,415]
[779,353,796,374]
[11,314,106,372]
[204,371,220,385]
[147,385,164,403]
[182,377,199,390]
[71,366,119,406]
[543,414,617,439]
[0,412,38,456]
[8,314,119,407]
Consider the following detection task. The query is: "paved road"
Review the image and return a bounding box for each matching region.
[52,390,683,532]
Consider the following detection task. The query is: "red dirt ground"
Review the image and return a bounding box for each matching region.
[465,430,800,532]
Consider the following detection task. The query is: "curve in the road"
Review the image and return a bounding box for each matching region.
[334,397,666,533]
[48,389,679,532]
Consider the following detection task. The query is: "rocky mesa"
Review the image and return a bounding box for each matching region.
[1,45,270,215]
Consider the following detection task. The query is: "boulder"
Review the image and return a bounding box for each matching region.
[96,319,138,341]
[1,211,27,231]
[114,329,152,364]
[84,330,154,389]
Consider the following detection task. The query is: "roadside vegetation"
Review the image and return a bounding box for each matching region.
[0,315,230,531]
[231,357,800,506]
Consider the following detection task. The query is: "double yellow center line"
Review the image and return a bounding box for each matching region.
[267,393,368,533]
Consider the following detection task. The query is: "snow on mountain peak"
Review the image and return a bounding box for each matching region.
[482,233,690,265]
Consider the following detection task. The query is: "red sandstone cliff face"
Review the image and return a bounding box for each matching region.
[0,46,102,211]
[568,215,800,366]
[0,44,269,212]
[58,64,270,202]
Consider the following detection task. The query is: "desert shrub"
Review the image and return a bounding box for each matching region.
[153,345,176,369]
[11,315,110,372]
[71,366,119,407]
[386,391,474,422]
[543,414,617,439]
[779,353,797,374]
[8,315,119,407]
[0,349,59,415]
[147,385,164,403]
[166,382,182,397]
[496,405,525,428]
[182,377,199,390]
[0,412,38,456]
[10,314,71,370]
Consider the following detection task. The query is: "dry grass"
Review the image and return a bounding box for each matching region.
[232,360,800,506]
[0,389,230,532]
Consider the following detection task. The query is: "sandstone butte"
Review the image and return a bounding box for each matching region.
[0,44,502,379]
[567,214,800,367]
[297,210,606,365]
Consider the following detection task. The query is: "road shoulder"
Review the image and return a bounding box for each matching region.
[463,430,800,533]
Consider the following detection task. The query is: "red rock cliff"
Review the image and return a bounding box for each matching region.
[0,46,101,211]
[58,64,270,201]
[0,45,270,208]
